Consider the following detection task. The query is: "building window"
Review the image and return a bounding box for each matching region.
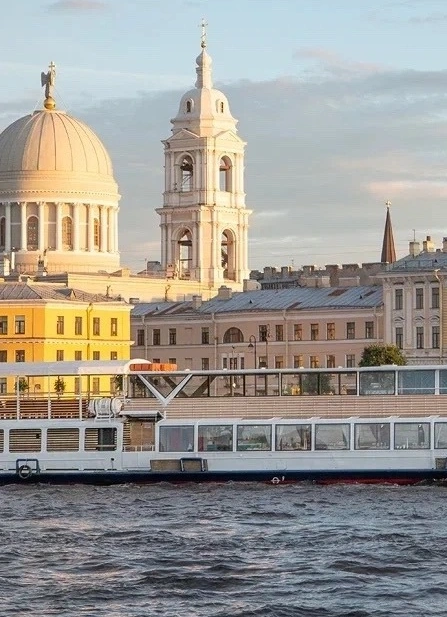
[294,324,302,341]
[201,327,210,344]
[259,325,269,342]
[275,356,284,368]
[74,351,82,361]
[310,324,319,341]
[201,358,209,370]
[395,327,403,349]
[327,323,335,340]
[168,357,176,365]
[293,355,303,369]
[110,318,118,337]
[92,377,100,394]
[15,350,25,362]
[62,216,73,249]
[74,377,80,395]
[153,329,160,346]
[0,378,6,394]
[365,321,374,339]
[93,317,100,336]
[0,350,6,362]
[27,216,38,251]
[75,316,82,335]
[395,288,403,310]
[432,287,440,309]
[169,329,177,345]
[432,326,440,349]
[415,288,424,310]
[15,316,25,335]
[152,358,160,364]
[56,350,64,361]
[93,351,100,360]
[93,218,100,248]
[56,316,64,335]
[346,322,355,340]
[346,354,356,368]
[110,351,118,360]
[310,356,320,368]
[137,329,145,346]
[326,355,336,369]
[0,217,5,248]
[0,317,7,335]
[275,325,284,342]
[416,326,424,349]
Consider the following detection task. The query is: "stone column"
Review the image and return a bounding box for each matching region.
[56,203,63,250]
[113,209,119,253]
[87,206,94,251]
[100,206,107,252]
[73,204,80,251]
[107,208,113,253]
[20,202,27,250]
[5,203,11,252]
[38,202,45,251]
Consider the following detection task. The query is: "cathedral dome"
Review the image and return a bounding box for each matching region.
[0,108,119,204]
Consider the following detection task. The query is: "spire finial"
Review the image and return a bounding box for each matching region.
[41,61,56,110]
[385,200,392,208]
[200,18,208,49]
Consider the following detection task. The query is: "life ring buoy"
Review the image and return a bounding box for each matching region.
[271,476,280,485]
[18,464,32,480]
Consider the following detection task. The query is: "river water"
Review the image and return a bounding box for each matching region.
[0,483,446,616]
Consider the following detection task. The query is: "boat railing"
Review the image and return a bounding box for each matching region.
[123,445,155,452]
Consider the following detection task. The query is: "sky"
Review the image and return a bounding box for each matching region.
[1,0,447,272]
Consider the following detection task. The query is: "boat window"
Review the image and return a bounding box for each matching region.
[394,423,429,449]
[198,425,233,451]
[275,424,311,451]
[85,428,117,451]
[398,370,435,395]
[237,425,272,451]
[159,425,194,452]
[439,371,447,395]
[354,423,390,450]
[47,428,79,451]
[359,372,395,395]
[434,423,447,448]
[315,424,350,450]
[0,429,3,452]
[9,429,42,452]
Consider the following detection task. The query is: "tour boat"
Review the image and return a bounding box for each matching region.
[1,360,447,485]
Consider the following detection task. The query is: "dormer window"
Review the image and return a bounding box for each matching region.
[220,101,224,113]
[216,100,224,113]
[186,100,192,113]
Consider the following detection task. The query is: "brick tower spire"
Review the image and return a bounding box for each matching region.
[381,201,396,264]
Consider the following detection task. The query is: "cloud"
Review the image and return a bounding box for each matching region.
[47,0,107,12]
[293,47,386,79]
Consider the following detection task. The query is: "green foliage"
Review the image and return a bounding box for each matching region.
[359,344,407,367]
[301,373,333,395]
[17,377,29,393]
[54,377,66,397]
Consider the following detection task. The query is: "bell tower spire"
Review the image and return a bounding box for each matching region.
[156,25,251,290]
[381,201,397,264]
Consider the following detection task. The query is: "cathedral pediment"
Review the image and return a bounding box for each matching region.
[165,129,200,144]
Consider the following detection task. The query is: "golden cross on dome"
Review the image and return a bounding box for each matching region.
[41,61,56,109]
[200,18,208,48]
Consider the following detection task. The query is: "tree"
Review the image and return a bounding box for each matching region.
[359,344,407,367]
[54,377,66,399]
[301,373,334,395]
[17,377,29,397]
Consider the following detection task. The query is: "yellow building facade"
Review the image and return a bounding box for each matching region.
[0,283,132,396]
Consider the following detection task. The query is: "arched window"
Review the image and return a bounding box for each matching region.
[0,217,5,249]
[177,229,192,278]
[62,216,73,249]
[186,100,192,113]
[219,156,232,192]
[223,328,244,344]
[221,229,236,281]
[27,216,38,251]
[179,155,194,191]
[220,101,224,113]
[93,218,100,249]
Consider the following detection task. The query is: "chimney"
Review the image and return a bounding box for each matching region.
[442,237,447,253]
[409,241,421,257]
[422,235,435,252]
[217,285,233,300]
[191,294,202,309]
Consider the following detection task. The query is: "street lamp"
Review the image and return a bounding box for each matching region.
[248,335,257,369]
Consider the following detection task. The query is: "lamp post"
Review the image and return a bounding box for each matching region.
[248,335,257,369]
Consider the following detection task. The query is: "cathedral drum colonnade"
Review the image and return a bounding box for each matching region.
[0,62,120,275]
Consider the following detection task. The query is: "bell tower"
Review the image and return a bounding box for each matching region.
[156,23,251,288]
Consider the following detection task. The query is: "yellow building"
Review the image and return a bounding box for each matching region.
[0,283,132,396]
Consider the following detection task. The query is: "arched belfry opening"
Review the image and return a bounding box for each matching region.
[27,216,38,251]
[177,228,193,279]
[178,155,194,192]
[221,229,236,281]
[219,156,232,192]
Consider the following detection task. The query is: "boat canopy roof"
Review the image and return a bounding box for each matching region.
[0,358,151,377]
